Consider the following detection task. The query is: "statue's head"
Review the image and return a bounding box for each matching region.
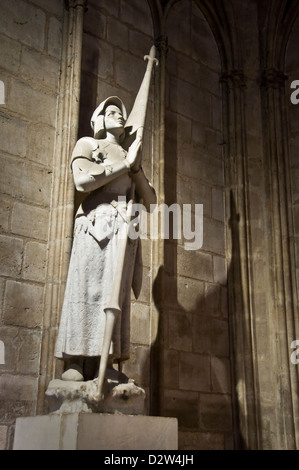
[90,96,127,142]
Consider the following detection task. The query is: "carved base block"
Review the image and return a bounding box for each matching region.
[13,413,178,450]
[45,367,145,415]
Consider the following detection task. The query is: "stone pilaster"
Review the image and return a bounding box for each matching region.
[222,61,299,449]
[261,67,299,449]
[221,68,260,450]
[150,33,168,417]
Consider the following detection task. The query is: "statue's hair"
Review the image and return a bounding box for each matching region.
[90,96,127,141]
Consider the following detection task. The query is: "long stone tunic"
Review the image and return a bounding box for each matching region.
[55,138,140,361]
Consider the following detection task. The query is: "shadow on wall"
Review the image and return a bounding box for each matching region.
[147,112,236,451]
[75,34,101,214]
[150,190,250,450]
[225,190,256,450]
[151,262,234,450]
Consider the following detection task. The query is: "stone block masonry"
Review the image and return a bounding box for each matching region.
[0,0,64,450]
[162,0,232,450]
[4,0,297,452]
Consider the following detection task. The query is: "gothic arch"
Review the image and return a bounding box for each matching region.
[258,0,299,71]
[148,0,244,74]
[147,0,164,41]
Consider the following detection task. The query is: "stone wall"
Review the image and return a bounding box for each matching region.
[0,0,64,450]
[161,0,232,450]
[0,0,233,450]
[0,0,298,451]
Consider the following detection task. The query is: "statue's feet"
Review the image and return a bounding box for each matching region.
[61,363,84,381]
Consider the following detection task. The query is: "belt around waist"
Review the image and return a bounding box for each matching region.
[76,190,131,217]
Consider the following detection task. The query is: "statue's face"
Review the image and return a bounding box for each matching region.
[104,105,125,132]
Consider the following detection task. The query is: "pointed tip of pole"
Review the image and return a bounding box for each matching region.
[150,44,156,57]
[144,45,159,66]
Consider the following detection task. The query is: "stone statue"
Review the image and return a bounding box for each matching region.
[47,47,158,413]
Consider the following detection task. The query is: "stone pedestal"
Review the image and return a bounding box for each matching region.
[13,413,178,450]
